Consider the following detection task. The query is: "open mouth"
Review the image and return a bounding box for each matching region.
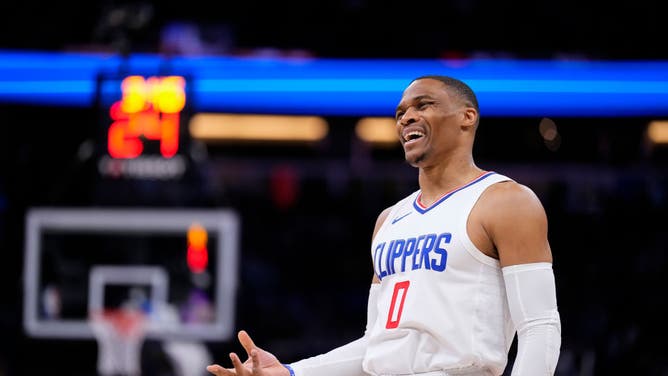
[404,131,425,144]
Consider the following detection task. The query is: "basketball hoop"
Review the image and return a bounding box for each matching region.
[90,308,147,376]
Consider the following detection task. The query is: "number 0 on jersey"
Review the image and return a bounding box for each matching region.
[386,281,410,329]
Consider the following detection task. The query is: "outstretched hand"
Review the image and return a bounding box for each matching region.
[207,330,290,376]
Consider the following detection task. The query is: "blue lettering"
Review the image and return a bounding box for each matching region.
[419,234,436,270]
[390,239,405,274]
[430,233,451,271]
[378,232,450,276]
[384,240,395,278]
[401,237,416,272]
[412,235,426,270]
[375,242,387,279]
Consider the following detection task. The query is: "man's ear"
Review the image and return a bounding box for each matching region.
[461,107,478,129]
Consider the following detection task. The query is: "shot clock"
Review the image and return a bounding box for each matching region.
[96,73,193,181]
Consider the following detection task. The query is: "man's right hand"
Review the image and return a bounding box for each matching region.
[206,330,291,376]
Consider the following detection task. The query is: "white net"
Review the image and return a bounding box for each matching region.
[90,308,147,376]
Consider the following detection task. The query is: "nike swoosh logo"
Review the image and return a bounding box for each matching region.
[391,212,412,224]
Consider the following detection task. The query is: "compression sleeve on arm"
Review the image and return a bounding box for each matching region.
[288,283,379,376]
[503,262,561,376]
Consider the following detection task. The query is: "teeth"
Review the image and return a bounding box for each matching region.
[404,131,425,142]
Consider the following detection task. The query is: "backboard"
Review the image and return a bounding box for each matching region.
[23,208,239,341]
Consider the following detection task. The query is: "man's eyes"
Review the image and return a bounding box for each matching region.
[396,101,434,119]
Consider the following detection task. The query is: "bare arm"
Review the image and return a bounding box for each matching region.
[480,182,552,267]
[481,182,561,375]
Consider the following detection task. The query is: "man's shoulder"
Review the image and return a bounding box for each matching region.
[485,179,533,197]
[475,176,552,265]
[480,179,547,221]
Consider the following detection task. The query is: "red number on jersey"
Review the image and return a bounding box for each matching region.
[386,280,410,329]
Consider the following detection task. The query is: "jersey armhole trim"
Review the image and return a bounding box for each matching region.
[458,177,513,269]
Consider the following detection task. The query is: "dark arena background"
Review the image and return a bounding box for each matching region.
[1,1,667,375]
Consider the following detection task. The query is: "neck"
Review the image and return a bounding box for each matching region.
[417,152,483,207]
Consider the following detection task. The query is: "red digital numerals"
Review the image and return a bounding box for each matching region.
[386,280,410,329]
[107,76,185,159]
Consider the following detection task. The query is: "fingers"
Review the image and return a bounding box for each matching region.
[230,352,248,375]
[237,330,258,357]
[206,352,249,376]
[206,331,260,376]
[206,364,234,376]
[238,330,258,356]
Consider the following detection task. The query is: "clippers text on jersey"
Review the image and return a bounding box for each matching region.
[373,232,451,279]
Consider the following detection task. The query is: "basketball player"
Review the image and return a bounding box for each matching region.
[207,76,561,376]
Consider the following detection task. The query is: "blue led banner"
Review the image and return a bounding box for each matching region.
[1,50,667,116]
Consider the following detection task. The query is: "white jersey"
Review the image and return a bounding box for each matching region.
[363,171,515,376]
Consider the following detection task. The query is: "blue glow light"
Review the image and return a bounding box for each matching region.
[1,50,667,117]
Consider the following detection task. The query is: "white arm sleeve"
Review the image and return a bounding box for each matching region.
[503,262,561,376]
[289,283,379,376]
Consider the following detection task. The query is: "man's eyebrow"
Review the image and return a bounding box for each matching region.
[396,95,434,113]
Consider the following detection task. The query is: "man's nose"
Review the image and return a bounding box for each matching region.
[400,107,418,126]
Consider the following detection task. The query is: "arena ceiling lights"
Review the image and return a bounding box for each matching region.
[189,113,328,143]
[1,50,668,117]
